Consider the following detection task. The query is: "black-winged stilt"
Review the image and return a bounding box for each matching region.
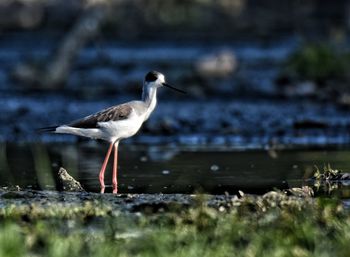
[40,71,185,194]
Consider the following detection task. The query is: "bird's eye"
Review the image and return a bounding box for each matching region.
[145,72,158,82]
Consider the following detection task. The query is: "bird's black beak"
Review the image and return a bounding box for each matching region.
[162,83,186,94]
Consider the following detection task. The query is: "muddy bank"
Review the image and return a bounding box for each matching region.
[2,93,350,147]
[0,188,315,215]
[0,36,349,147]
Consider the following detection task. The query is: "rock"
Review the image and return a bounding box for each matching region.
[287,186,314,197]
[340,173,350,180]
[337,93,350,107]
[195,50,237,77]
[57,167,85,192]
[283,81,317,97]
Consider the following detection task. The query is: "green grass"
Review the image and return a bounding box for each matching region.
[0,193,350,257]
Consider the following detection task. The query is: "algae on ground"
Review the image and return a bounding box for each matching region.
[0,190,350,257]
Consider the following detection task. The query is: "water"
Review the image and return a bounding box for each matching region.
[1,142,350,197]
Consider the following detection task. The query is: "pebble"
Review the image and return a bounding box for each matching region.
[210,164,220,172]
[140,156,148,162]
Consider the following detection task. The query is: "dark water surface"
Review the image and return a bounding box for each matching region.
[1,142,350,197]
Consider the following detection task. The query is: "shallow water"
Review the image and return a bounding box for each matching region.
[1,142,350,197]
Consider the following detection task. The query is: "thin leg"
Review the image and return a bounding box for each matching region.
[112,143,119,194]
[99,142,114,193]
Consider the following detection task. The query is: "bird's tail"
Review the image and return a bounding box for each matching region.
[36,126,59,133]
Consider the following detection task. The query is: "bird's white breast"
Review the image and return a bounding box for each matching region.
[98,110,144,142]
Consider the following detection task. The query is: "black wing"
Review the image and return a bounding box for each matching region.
[68,104,133,129]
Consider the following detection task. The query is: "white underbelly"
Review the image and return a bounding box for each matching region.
[99,116,144,142]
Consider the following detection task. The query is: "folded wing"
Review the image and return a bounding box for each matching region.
[69,104,133,129]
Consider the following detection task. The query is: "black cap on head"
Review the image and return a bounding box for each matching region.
[145,71,160,82]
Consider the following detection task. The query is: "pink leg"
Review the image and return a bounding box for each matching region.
[99,142,114,193]
[112,143,119,194]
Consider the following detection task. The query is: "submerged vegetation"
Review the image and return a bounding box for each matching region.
[286,44,350,84]
[313,164,341,180]
[311,164,350,195]
[0,190,350,257]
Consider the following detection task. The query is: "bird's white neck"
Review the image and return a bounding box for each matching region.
[142,84,157,120]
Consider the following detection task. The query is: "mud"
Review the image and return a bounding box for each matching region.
[1,32,349,147]
[0,187,315,216]
[2,93,350,148]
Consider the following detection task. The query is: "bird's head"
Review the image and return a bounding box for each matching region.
[144,71,186,93]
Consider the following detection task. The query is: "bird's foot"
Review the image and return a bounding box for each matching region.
[99,178,105,194]
[112,184,118,194]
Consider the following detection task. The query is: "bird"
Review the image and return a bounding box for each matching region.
[40,71,185,194]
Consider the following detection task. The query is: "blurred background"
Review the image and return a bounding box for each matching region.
[1,0,350,147]
[2,0,350,193]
